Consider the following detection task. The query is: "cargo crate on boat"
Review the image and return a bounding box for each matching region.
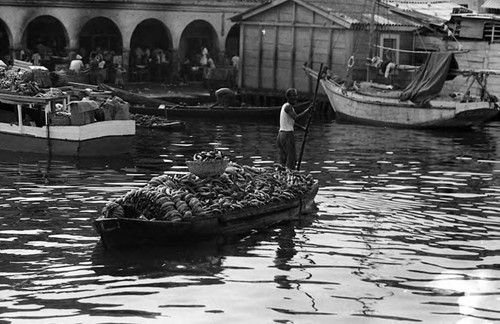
[69,100,98,125]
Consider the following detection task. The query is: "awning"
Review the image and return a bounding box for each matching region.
[482,0,500,9]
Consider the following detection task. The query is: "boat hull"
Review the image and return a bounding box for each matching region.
[0,120,135,156]
[303,67,499,128]
[322,79,498,128]
[93,182,319,248]
[130,105,281,120]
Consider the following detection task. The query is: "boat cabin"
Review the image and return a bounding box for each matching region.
[0,92,69,128]
[231,0,424,96]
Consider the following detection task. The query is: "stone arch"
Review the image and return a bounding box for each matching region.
[179,20,219,66]
[225,24,240,58]
[22,15,68,69]
[79,17,123,62]
[129,18,173,82]
[0,19,11,63]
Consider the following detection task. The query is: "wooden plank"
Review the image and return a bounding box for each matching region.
[258,24,263,89]
[309,27,314,93]
[328,29,333,69]
[296,4,313,24]
[262,67,274,89]
[291,2,297,89]
[273,25,279,91]
[460,20,484,39]
[295,28,311,62]
[240,24,245,88]
[278,1,294,22]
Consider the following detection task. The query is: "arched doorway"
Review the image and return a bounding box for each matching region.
[130,19,173,82]
[180,20,218,66]
[179,20,218,83]
[23,15,68,70]
[79,17,122,63]
[0,20,10,64]
[225,24,240,58]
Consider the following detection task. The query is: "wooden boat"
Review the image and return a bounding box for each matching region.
[97,84,282,120]
[131,113,185,130]
[93,181,318,249]
[92,162,319,248]
[304,56,500,129]
[99,83,176,107]
[130,103,282,119]
[136,120,185,130]
[0,91,135,157]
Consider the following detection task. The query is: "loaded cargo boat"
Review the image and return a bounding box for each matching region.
[93,153,319,248]
[130,103,282,120]
[0,90,135,157]
[99,84,283,120]
[0,64,135,157]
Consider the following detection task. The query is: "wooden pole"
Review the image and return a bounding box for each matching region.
[297,63,324,171]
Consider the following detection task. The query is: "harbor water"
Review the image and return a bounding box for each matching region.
[0,116,499,324]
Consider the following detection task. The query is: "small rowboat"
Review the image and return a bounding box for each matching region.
[130,113,185,130]
[129,104,282,120]
[92,182,318,249]
[136,120,185,130]
[92,162,319,249]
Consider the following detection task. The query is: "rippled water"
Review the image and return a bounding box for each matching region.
[0,116,499,324]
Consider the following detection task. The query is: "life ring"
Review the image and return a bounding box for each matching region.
[347,56,355,68]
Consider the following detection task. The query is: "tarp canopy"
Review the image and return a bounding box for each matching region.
[399,52,458,105]
[0,92,49,105]
[482,0,500,9]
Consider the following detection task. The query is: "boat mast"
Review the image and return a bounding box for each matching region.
[16,104,23,131]
[367,0,378,81]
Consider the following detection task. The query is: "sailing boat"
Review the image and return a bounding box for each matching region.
[303,1,500,129]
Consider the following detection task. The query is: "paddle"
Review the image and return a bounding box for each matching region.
[297,63,325,171]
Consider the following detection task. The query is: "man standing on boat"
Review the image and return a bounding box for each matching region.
[276,88,311,170]
[209,87,240,109]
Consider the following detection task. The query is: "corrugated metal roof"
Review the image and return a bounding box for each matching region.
[384,0,468,21]
[482,0,500,9]
[306,0,421,27]
[231,0,422,28]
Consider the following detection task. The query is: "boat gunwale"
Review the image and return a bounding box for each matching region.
[94,180,319,227]
[322,78,493,110]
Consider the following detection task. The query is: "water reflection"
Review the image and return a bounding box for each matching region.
[0,119,500,323]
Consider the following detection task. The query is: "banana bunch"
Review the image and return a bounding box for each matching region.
[102,185,207,221]
[193,150,225,161]
[131,113,169,127]
[0,69,31,94]
[101,162,315,222]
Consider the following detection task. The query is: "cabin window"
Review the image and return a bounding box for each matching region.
[379,34,400,65]
[483,22,500,43]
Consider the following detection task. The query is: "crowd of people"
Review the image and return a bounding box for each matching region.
[2,42,242,90]
[2,41,307,171]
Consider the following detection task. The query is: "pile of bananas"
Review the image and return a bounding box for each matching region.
[101,162,315,222]
[131,113,169,127]
[193,150,225,161]
[0,69,40,95]
[35,87,64,98]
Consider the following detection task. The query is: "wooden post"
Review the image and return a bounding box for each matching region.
[328,29,333,70]
[308,27,314,94]
[258,25,263,89]
[291,2,297,88]
[239,24,245,88]
[16,104,23,132]
[273,25,279,91]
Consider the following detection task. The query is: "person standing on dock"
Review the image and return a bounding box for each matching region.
[114,64,126,88]
[231,53,240,88]
[276,88,311,170]
[203,54,216,92]
[69,54,84,73]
